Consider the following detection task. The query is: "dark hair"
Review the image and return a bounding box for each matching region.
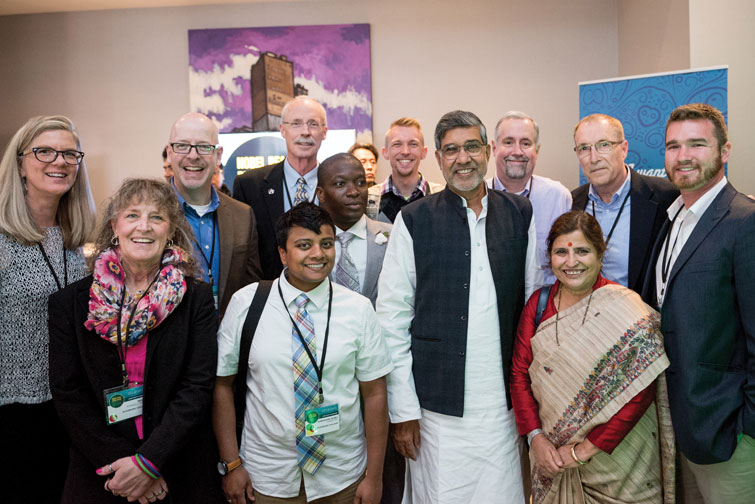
[162,147,168,160]
[666,103,728,148]
[89,178,199,276]
[434,110,487,150]
[348,142,378,160]
[275,202,336,249]
[546,211,606,260]
[317,153,363,186]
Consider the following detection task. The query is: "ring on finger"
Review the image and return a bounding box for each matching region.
[108,464,113,473]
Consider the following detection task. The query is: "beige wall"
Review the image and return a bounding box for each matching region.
[0,0,617,206]
[618,0,690,76]
[689,0,755,193]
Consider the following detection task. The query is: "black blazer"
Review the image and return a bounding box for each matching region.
[233,161,285,280]
[49,277,224,503]
[572,169,678,293]
[641,182,755,464]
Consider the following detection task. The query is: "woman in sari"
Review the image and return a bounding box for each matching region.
[511,211,674,504]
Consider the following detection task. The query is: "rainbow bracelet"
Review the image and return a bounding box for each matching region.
[132,453,161,479]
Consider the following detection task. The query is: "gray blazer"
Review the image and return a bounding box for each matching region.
[363,217,393,306]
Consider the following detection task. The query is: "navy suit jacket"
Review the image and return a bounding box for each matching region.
[641,182,755,463]
[233,161,286,280]
[572,169,678,293]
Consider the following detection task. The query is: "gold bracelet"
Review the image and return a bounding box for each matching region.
[570,444,589,465]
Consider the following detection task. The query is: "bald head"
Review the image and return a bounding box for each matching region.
[170,112,219,144]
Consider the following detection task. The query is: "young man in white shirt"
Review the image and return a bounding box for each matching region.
[213,202,392,504]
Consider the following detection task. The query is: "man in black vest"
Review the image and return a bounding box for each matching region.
[376,110,542,502]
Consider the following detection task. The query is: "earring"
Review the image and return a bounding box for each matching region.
[111,235,119,246]
[166,239,174,248]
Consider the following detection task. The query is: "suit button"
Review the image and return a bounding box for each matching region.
[459,351,465,357]
[460,315,467,321]
[464,251,470,256]
[463,283,469,289]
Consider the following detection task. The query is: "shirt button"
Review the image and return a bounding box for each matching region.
[477,242,481,246]
[200,220,204,224]
[205,245,210,249]
[479,266,483,271]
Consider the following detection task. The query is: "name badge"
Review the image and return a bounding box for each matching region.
[304,403,340,436]
[103,384,144,425]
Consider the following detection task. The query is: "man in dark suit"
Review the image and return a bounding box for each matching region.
[642,103,755,503]
[166,112,262,319]
[233,96,328,279]
[571,113,678,294]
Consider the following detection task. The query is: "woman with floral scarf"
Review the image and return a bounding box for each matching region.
[49,178,225,503]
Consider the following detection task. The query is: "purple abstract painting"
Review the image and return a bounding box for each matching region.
[188,24,372,138]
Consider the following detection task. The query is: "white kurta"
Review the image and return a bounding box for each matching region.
[377,192,541,504]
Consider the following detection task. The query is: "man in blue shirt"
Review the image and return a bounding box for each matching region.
[571,113,678,293]
[166,112,262,319]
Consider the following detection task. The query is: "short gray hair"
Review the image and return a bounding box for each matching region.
[495,111,540,147]
[434,110,487,150]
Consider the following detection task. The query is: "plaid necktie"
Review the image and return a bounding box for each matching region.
[291,293,326,474]
[293,177,308,206]
[334,232,360,292]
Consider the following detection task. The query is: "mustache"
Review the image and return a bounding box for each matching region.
[504,156,529,163]
[294,137,316,146]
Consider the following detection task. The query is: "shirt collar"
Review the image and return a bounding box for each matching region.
[383,173,429,200]
[493,175,531,197]
[336,214,367,239]
[172,179,219,215]
[456,185,490,214]
[278,270,331,311]
[588,165,631,207]
[667,176,728,219]
[284,158,319,190]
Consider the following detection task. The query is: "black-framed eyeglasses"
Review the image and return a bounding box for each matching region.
[281,120,325,130]
[18,147,85,165]
[440,141,484,160]
[574,140,622,158]
[170,143,218,155]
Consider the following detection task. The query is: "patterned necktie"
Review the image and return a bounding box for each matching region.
[293,177,308,206]
[335,232,360,292]
[291,293,326,474]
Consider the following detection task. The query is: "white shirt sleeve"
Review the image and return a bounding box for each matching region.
[376,212,422,423]
[524,216,543,301]
[216,283,258,376]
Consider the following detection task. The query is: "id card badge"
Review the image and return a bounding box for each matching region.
[304,403,340,437]
[103,384,144,425]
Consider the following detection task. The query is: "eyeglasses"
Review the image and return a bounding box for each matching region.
[170,143,218,155]
[440,141,484,160]
[281,120,325,131]
[574,140,622,158]
[18,147,85,165]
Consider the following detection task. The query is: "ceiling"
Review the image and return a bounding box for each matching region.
[0,0,292,16]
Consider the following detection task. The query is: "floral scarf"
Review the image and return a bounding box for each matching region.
[85,247,188,346]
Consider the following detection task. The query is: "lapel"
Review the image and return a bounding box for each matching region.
[263,162,285,231]
[641,217,671,304]
[215,193,233,300]
[363,218,385,297]
[571,184,589,211]
[628,171,657,289]
[666,183,735,287]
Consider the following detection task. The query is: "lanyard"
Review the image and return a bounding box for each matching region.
[659,206,685,299]
[38,242,68,291]
[278,278,333,404]
[194,212,216,286]
[115,274,159,386]
[282,168,316,209]
[590,189,630,247]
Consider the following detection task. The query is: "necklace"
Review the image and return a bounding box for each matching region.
[554,286,594,346]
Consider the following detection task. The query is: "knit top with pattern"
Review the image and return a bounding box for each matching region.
[0,227,86,405]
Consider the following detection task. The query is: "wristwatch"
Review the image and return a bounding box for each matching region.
[217,457,242,475]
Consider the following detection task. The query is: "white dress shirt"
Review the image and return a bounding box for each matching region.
[217,274,393,500]
[655,176,728,306]
[332,215,368,289]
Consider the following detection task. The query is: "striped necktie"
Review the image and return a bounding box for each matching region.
[293,177,308,206]
[291,293,326,474]
[334,232,360,292]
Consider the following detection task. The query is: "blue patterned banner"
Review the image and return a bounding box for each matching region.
[578,67,727,184]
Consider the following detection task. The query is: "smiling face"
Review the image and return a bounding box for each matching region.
[316,157,368,230]
[550,230,601,297]
[280,98,328,164]
[383,126,427,180]
[168,113,222,204]
[492,118,539,184]
[112,200,172,273]
[665,119,728,199]
[435,126,489,197]
[279,224,335,292]
[574,118,628,198]
[20,129,80,203]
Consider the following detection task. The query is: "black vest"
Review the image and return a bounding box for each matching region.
[402,188,532,416]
